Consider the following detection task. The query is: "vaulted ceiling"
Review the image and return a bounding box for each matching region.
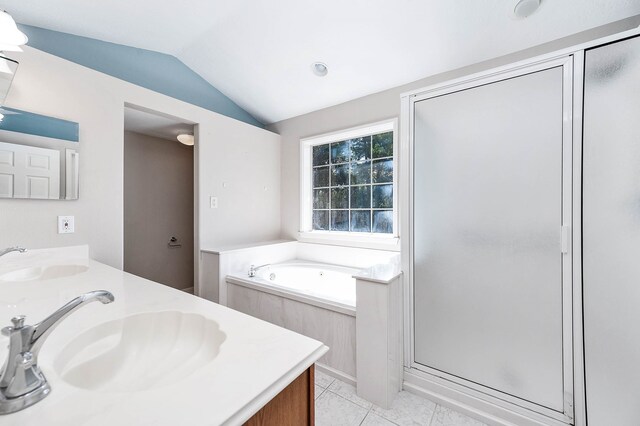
[3,1,640,124]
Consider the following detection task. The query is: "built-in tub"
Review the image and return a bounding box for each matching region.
[226,261,358,380]
[228,261,356,314]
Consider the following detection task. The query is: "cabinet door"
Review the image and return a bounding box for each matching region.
[583,35,640,426]
[413,66,566,412]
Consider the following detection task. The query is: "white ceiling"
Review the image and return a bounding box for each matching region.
[124,107,193,142]
[5,1,640,124]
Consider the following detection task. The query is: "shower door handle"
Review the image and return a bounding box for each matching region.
[561,225,570,254]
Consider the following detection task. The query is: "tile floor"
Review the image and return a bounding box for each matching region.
[315,371,488,426]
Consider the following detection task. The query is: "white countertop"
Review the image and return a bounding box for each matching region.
[352,254,402,284]
[200,239,296,255]
[0,247,327,425]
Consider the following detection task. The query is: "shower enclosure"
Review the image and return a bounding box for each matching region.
[404,57,575,424]
[583,35,640,426]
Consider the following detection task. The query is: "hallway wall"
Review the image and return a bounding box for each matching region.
[124,130,194,290]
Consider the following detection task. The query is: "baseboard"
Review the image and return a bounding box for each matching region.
[403,370,569,426]
[316,362,356,387]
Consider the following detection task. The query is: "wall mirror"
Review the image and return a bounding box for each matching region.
[0,107,80,200]
[0,56,18,105]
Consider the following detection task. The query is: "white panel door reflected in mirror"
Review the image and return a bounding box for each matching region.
[0,107,79,200]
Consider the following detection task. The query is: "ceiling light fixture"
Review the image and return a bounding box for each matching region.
[512,0,541,19]
[312,62,328,77]
[0,44,22,52]
[177,133,194,146]
[0,11,28,48]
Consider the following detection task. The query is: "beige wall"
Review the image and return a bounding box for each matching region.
[0,46,281,270]
[268,16,640,241]
[124,131,194,290]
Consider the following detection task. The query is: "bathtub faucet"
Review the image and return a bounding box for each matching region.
[248,264,270,277]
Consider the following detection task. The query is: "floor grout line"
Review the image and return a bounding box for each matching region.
[318,377,480,426]
[356,406,372,426]
[317,387,327,400]
[322,390,371,426]
[427,404,438,426]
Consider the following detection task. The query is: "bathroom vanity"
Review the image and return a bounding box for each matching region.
[0,246,327,425]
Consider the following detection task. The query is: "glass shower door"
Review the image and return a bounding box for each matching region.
[412,64,569,415]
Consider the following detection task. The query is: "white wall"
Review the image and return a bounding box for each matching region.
[267,16,640,241]
[0,46,281,269]
[124,131,194,290]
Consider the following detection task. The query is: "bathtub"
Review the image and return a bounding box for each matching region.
[226,260,359,379]
[227,261,357,314]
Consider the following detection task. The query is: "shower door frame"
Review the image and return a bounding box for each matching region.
[401,55,576,425]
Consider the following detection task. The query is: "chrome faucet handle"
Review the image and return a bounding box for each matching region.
[11,316,25,329]
[0,290,114,414]
[1,316,25,337]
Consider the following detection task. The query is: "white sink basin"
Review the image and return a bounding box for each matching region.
[53,311,226,392]
[0,264,89,282]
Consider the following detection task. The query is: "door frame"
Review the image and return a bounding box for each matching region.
[121,102,199,294]
[401,55,575,424]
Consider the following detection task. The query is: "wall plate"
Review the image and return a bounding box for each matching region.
[58,216,74,234]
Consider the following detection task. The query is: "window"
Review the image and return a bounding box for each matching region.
[300,119,398,243]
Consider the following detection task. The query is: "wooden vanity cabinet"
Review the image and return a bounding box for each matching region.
[244,365,315,425]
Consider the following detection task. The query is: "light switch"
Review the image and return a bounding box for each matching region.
[58,216,75,234]
[210,196,218,209]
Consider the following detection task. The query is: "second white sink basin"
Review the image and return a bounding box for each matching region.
[0,264,89,282]
[53,311,226,392]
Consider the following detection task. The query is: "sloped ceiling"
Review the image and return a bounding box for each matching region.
[3,0,640,124]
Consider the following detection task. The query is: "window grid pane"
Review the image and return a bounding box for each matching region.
[311,131,393,234]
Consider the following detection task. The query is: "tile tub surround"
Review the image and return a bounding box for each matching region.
[219,243,402,383]
[315,373,488,426]
[199,240,398,304]
[200,240,298,303]
[0,248,328,425]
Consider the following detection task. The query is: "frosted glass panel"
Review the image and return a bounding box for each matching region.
[413,67,564,410]
[583,36,640,426]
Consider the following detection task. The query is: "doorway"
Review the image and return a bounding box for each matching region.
[123,105,196,293]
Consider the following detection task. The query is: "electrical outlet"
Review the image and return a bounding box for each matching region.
[58,216,75,234]
[210,196,218,209]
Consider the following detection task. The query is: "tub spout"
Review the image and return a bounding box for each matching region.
[248,264,270,277]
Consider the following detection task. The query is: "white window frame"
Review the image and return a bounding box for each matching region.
[299,118,399,250]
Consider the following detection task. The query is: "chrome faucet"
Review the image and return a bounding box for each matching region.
[0,247,27,259]
[248,264,270,277]
[0,290,115,414]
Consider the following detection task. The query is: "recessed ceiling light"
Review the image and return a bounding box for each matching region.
[177,133,194,146]
[513,0,541,19]
[312,62,328,77]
